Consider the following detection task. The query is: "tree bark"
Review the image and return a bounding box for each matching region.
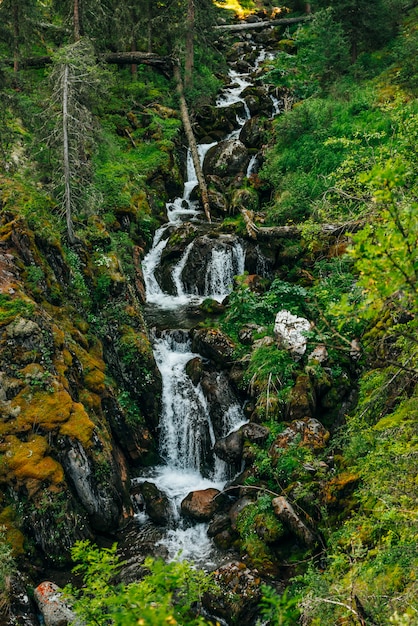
[214,15,312,32]
[3,52,173,71]
[184,0,195,89]
[62,65,75,244]
[272,496,317,547]
[73,0,81,41]
[174,64,211,223]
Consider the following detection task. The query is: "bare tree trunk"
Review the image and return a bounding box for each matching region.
[13,3,19,73]
[130,40,137,78]
[174,64,211,223]
[184,0,194,90]
[62,65,76,244]
[73,0,80,41]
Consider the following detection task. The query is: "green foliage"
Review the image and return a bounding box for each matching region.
[257,587,300,626]
[65,540,216,625]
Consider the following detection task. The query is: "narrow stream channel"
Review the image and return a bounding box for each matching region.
[134,39,280,567]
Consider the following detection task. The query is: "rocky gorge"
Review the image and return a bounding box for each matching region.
[1,2,417,625]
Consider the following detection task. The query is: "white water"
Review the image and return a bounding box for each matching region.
[136,331,245,563]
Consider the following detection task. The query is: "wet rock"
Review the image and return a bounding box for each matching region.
[192,328,235,366]
[274,310,311,359]
[60,439,122,532]
[208,188,229,217]
[200,369,241,438]
[203,139,250,179]
[214,429,244,464]
[139,481,171,525]
[9,572,39,626]
[239,115,266,149]
[207,513,231,537]
[34,581,77,626]
[185,356,203,385]
[241,85,272,116]
[180,488,222,521]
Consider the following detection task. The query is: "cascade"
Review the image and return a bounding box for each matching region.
[138,36,279,566]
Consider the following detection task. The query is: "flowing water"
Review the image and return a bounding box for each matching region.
[138,41,279,566]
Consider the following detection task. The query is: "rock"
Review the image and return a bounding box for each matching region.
[252,335,275,350]
[287,373,316,420]
[241,85,272,116]
[207,513,231,537]
[205,561,262,626]
[203,139,250,179]
[274,310,311,359]
[185,356,203,385]
[9,572,39,626]
[192,328,235,366]
[308,343,328,364]
[60,440,121,532]
[139,481,172,525]
[199,369,242,438]
[271,417,329,454]
[180,488,222,521]
[272,496,318,547]
[239,115,265,149]
[241,422,270,445]
[229,496,254,531]
[214,429,244,464]
[34,582,78,626]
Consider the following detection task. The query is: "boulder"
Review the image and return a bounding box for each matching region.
[214,429,244,464]
[274,310,311,359]
[272,496,318,547]
[207,513,231,537]
[203,140,250,179]
[271,417,329,454]
[139,481,171,525]
[34,582,78,626]
[192,328,235,366]
[180,488,222,521]
[239,115,265,149]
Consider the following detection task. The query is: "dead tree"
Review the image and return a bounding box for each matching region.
[174,63,211,223]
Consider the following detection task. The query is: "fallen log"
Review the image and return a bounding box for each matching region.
[174,64,211,223]
[214,15,312,32]
[239,212,365,240]
[2,52,174,71]
[272,496,317,547]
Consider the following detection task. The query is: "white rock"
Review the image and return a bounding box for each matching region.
[34,582,79,626]
[274,310,311,359]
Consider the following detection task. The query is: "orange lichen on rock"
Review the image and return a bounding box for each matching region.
[3,434,64,491]
[14,388,73,432]
[72,343,106,394]
[59,401,95,447]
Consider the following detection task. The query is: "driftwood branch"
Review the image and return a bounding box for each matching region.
[174,63,211,223]
[214,15,312,32]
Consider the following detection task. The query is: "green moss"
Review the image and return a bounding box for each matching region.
[0,295,35,326]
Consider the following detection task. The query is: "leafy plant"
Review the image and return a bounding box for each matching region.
[65,541,216,625]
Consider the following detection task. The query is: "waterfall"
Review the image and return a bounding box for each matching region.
[136,34,281,566]
[204,240,245,301]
